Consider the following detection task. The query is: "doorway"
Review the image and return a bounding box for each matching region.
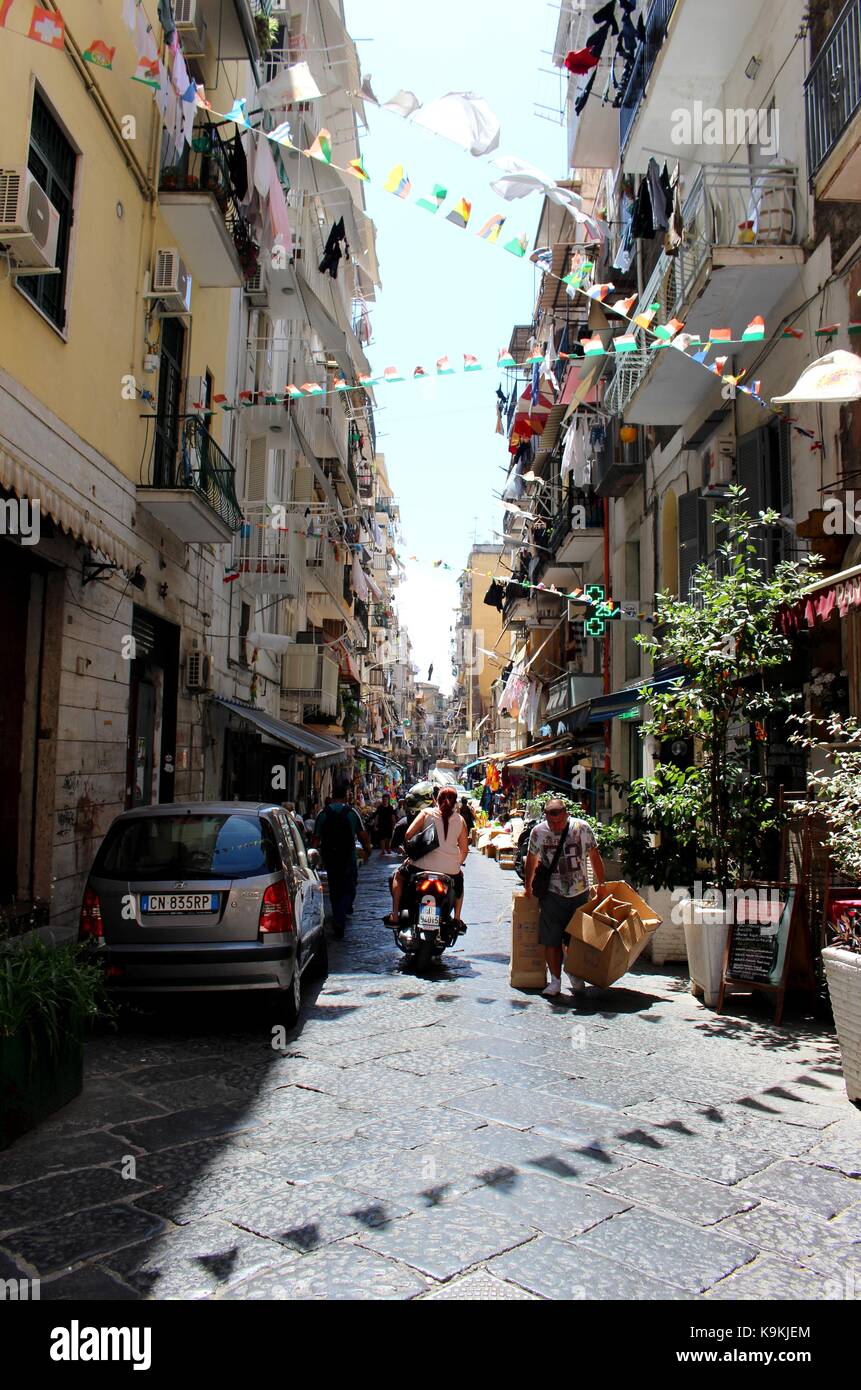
[154,317,186,487]
[126,608,180,808]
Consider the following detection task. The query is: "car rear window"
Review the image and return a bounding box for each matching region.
[94,815,280,880]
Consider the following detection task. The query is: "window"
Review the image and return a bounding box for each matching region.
[94,814,279,879]
[22,90,75,329]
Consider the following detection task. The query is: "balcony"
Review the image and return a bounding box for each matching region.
[138,415,242,543]
[281,644,339,719]
[232,504,304,596]
[619,0,678,151]
[158,120,259,288]
[537,492,605,585]
[605,163,805,426]
[305,533,342,598]
[805,0,861,201]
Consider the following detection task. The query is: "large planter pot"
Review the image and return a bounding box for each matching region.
[822,947,861,1105]
[682,900,731,1007]
[0,1032,84,1151]
[644,887,688,965]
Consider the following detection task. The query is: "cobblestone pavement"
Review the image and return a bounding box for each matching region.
[1,852,859,1301]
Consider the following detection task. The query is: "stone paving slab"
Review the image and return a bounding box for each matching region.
[223,1179,415,1252]
[356,1204,535,1281]
[450,1171,630,1240]
[418,1269,539,1299]
[573,1207,757,1293]
[219,1242,431,1300]
[705,1255,836,1301]
[588,1162,760,1226]
[103,1215,287,1298]
[2,1202,167,1278]
[736,1157,861,1219]
[0,1166,156,1236]
[485,1233,682,1300]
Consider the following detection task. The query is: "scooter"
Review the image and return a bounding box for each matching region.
[386,867,466,973]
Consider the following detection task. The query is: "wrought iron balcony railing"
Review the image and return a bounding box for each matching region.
[619,0,678,150]
[159,118,260,280]
[142,415,243,532]
[805,0,861,182]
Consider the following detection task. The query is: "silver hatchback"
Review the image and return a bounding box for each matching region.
[79,802,327,1024]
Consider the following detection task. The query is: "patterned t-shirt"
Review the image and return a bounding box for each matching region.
[527,816,597,897]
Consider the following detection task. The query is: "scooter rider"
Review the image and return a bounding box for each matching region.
[385,785,468,927]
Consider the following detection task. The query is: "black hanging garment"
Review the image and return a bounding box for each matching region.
[319,218,347,278]
[483,581,505,612]
[224,133,249,202]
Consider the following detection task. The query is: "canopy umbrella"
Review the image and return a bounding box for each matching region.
[509,383,555,453]
[772,349,861,404]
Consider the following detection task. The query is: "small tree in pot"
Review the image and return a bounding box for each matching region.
[630,488,818,1002]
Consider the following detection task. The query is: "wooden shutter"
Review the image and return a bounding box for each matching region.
[678,488,706,598]
[245,436,268,502]
[736,426,770,573]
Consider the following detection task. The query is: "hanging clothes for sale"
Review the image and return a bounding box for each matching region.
[319,218,347,278]
[664,165,684,256]
[612,187,635,273]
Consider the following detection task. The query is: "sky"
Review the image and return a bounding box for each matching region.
[343,0,566,694]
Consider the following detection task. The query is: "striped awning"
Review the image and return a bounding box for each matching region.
[0,443,137,573]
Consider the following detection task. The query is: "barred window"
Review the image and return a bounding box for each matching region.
[22,90,75,329]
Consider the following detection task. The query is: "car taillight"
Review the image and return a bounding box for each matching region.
[79,886,103,941]
[259,879,295,935]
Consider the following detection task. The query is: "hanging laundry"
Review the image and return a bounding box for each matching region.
[565,48,600,76]
[483,581,505,612]
[224,132,249,202]
[612,187,635,273]
[158,0,176,46]
[664,165,684,256]
[593,2,620,35]
[319,218,348,278]
[574,70,596,117]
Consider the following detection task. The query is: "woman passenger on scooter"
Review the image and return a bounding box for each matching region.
[386,787,469,927]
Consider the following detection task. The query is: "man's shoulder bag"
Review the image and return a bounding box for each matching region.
[404,814,440,863]
[532,824,569,901]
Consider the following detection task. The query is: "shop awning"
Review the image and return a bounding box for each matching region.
[585,666,688,723]
[0,443,137,573]
[507,746,575,768]
[780,560,861,632]
[211,697,347,766]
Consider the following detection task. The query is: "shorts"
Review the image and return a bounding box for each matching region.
[538,889,588,948]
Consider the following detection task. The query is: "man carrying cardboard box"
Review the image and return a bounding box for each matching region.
[523,799,606,997]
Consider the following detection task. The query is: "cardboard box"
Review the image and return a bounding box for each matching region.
[564,881,662,988]
[510,889,547,989]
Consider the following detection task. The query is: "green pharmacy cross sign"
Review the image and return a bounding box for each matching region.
[584,584,621,638]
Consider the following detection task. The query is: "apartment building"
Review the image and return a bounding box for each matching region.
[478,0,861,809]
[0,0,394,929]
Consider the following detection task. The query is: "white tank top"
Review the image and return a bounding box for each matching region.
[411,807,464,875]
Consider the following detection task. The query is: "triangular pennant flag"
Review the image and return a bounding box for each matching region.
[269,121,295,148]
[523,351,544,366]
[436,356,454,375]
[225,98,248,126]
[782,326,804,339]
[358,373,376,387]
[711,356,728,375]
[654,316,685,341]
[742,315,765,341]
[416,183,447,213]
[300,382,324,395]
[333,375,349,391]
[133,55,161,88]
[413,366,427,378]
[213,393,228,405]
[446,198,472,228]
[347,156,370,182]
[634,305,659,331]
[28,6,65,47]
[580,336,605,357]
[383,164,411,198]
[503,234,528,258]
[195,84,212,110]
[610,294,638,316]
[306,128,332,163]
[816,323,841,337]
[691,349,709,364]
[709,327,732,343]
[286,384,305,398]
[383,366,404,383]
[83,39,115,68]
[476,214,506,242]
[586,282,614,302]
[849,322,861,337]
[613,334,638,353]
[463,354,481,371]
[497,349,516,368]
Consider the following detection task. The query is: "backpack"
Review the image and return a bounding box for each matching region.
[318,805,357,869]
[514,820,538,882]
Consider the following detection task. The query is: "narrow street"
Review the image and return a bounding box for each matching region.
[1,852,858,1302]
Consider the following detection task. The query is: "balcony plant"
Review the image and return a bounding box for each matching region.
[790,712,861,1102]
[254,12,278,54]
[0,938,113,1149]
[630,487,818,1004]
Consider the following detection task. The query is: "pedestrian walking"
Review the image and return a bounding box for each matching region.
[314,778,371,938]
[459,797,476,834]
[523,798,605,998]
[374,795,396,856]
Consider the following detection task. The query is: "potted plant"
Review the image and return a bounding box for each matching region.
[630,488,818,1005]
[254,12,278,55]
[791,712,861,1102]
[0,938,112,1149]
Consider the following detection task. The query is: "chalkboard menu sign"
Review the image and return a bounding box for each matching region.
[726,889,794,988]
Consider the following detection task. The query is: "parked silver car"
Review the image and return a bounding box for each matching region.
[79,803,327,1024]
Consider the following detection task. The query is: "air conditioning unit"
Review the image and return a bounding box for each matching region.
[174,0,207,57]
[0,167,60,268]
[244,261,269,306]
[186,649,212,692]
[151,248,192,313]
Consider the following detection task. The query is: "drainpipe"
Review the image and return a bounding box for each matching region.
[603,495,611,779]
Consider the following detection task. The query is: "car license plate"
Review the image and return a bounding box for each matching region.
[141,893,218,914]
[418,902,440,928]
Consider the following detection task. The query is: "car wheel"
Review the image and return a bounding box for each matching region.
[275,953,302,1029]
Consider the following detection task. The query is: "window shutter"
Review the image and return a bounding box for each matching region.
[678,489,706,598]
[775,418,792,515]
[736,428,767,518]
[245,436,268,501]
